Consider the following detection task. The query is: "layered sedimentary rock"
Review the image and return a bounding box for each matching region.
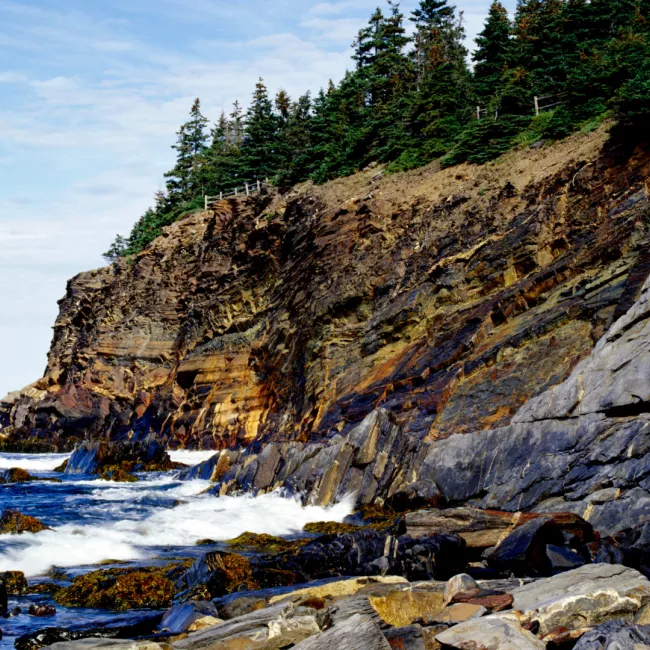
[2,126,650,450]
[181,272,650,540]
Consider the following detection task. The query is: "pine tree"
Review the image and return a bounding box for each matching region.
[397,0,472,166]
[239,79,280,182]
[205,110,242,193]
[473,1,514,100]
[275,92,314,187]
[164,98,209,204]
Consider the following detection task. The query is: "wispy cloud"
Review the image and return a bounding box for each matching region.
[0,0,517,397]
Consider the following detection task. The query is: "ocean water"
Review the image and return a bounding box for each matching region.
[0,451,352,648]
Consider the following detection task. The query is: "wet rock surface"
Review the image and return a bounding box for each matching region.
[64,437,171,475]
[0,510,49,535]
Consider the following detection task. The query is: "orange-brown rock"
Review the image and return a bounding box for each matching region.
[2,125,650,449]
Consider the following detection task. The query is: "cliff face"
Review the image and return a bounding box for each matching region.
[2,125,650,450]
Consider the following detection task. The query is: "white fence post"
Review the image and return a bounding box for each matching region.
[235,187,238,196]
[245,182,250,196]
[257,179,261,192]
[204,195,208,210]
[476,106,481,120]
[220,191,223,200]
[534,96,540,117]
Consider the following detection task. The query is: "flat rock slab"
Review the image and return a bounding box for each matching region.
[47,642,165,650]
[511,564,650,635]
[436,612,545,649]
[172,602,318,650]
[430,603,486,623]
[369,590,444,627]
[291,613,391,649]
[268,576,407,605]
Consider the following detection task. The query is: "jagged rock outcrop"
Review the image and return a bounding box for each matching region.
[180,272,650,544]
[2,127,650,450]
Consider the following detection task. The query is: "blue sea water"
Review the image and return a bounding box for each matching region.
[0,451,352,649]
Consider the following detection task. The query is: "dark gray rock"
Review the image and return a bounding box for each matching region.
[255,529,466,583]
[158,601,219,634]
[485,518,564,577]
[65,435,170,475]
[546,544,585,573]
[572,619,650,649]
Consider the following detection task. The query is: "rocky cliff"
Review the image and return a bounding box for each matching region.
[2,124,650,451]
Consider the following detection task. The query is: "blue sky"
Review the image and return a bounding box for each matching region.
[0,0,516,398]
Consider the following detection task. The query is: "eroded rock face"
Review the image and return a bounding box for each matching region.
[3,129,650,450]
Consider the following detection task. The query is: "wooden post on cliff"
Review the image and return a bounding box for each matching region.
[534,96,540,117]
[257,179,261,192]
[476,106,481,120]
[204,195,208,210]
[245,182,250,197]
[220,191,223,200]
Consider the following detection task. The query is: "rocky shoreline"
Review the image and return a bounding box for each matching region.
[2,129,650,648]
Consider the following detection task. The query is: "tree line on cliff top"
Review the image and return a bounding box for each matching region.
[105,0,650,261]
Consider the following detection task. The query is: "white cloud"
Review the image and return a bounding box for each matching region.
[0,0,517,397]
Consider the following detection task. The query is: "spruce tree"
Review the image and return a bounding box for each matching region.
[205,110,242,193]
[397,0,472,167]
[239,79,280,182]
[275,92,314,187]
[473,1,514,100]
[164,98,209,204]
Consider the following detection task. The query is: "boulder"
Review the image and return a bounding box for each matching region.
[291,613,391,649]
[435,612,545,649]
[175,551,258,599]
[511,564,650,635]
[444,574,478,605]
[172,602,321,650]
[217,595,268,620]
[259,530,466,583]
[485,517,564,576]
[546,544,585,573]
[383,625,439,650]
[37,641,164,650]
[54,568,174,611]
[430,603,487,623]
[28,604,56,617]
[448,588,514,613]
[368,591,444,627]
[65,436,171,475]
[1,509,49,534]
[1,571,28,595]
[158,601,221,634]
[269,576,408,605]
[572,619,650,649]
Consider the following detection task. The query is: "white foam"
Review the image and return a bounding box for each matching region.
[168,449,216,466]
[0,491,355,577]
[0,452,70,471]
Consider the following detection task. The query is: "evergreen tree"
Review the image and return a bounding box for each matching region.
[473,1,514,100]
[205,109,242,193]
[164,98,209,204]
[239,79,280,182]
[275,92,314,187]
[392,0,472,168]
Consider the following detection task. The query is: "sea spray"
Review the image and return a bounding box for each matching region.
[0,468,355,576]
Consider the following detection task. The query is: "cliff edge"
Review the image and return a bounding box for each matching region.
[2,124,650,451]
